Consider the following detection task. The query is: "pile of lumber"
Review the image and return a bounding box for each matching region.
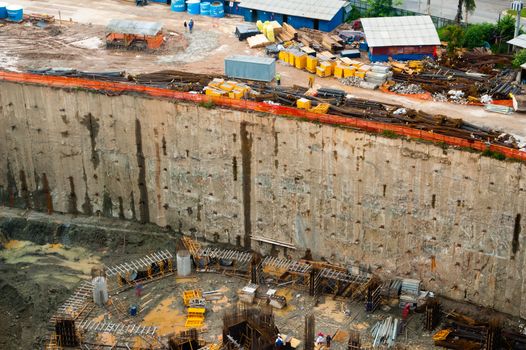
[277,22,297,42]
[298,28,344,53]
[247,34,272,48]
[27,13,55,23]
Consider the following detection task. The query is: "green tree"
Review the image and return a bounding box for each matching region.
[513,49,526,67]
[456,0,476,23]
[496,14,516,42]
[438,24,465,53]
[346,5,362,22]
[464,0,476,23]
[363,0,403,17]
[463,22,495,48]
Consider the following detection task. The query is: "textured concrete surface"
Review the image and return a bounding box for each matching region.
[0,81,525,317]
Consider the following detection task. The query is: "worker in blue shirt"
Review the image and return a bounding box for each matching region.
[189,19,194,33]
[275,334,284,349]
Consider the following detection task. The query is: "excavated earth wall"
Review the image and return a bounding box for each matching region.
[0,81,525,317]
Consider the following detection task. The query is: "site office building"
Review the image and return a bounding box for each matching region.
[238,0,348,32]
[361,15,441,62]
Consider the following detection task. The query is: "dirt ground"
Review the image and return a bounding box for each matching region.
[1,0,526,140]
[0,207,437,350]
[2,208,524,350]
[0,208,177,349]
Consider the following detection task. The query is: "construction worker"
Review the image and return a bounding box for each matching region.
[402,303,411,320]
[325,334,332,348]
[275,334,284,349]
[315,333,325,346]
[188,18,194,33]
[308,75,315,89]
[135,282,143,297]
[275,72,281,86]
[184,20,187,32]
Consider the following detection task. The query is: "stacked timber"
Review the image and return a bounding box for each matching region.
[298,28,344,53]
[247,34,272,48]
[277,22,297,42]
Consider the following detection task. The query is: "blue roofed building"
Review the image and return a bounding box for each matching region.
[237,0,348,32]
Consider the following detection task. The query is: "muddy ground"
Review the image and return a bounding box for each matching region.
[0,208,176,349]
[1,208,524,350]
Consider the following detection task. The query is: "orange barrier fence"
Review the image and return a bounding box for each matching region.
[0,71,524,162]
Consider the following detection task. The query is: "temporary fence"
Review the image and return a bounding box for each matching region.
[346,0,463,29]
[0,70,524,162]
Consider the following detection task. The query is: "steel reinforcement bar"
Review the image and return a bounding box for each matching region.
[0,70,524,162]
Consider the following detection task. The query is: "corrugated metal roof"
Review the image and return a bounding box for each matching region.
[361,16,440,48]
[238,0,345,21]
[508,34,526,48]
[106,19,163,36]
[226,55,275,64]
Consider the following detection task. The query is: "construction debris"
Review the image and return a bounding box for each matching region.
[484,104,514,114]
[389,83,426,94]
[371,316,400,348]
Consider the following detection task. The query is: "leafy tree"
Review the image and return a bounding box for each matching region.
[438,25,465,53]
[346,5,362,22]
[496,14,516,42]
[363,0,403,17]
[456,0,475,23]
[513,49,526,67]
[463,22,495,48]
[464,0,476,23]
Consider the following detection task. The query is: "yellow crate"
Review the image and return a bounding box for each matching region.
[296,98,312,110]
[334,65,344,78]
[309,103,330,114]
[343,67,356,77]
[278,51,288,62]
[219,83,235,92]
[185,317,204,328]
[294,54,307,69]
[306,55,318,73]
[408,60,423,68]
[319,61,333,76]
[187,307,206,318]
[208,78,224,88]
[288,53,295,66]
[204,88,225,97]
[355,71,366,79]
[316,66,326,77]
[183,289,203,306]
[229,89,244,99]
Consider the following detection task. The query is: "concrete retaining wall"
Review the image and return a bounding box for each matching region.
[0,81,525,316]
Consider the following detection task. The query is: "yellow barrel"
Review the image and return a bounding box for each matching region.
[294,54,307,69]
[343,67,356,77]
[334,65,344,78]
[296,98,312,109]
[288,52,295,66]
[319,61,333,76]
[306,56,318,73]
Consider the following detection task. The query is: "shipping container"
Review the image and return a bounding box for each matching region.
[224,56,276,82]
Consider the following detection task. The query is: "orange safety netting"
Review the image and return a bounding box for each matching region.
[0,71,524,162]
